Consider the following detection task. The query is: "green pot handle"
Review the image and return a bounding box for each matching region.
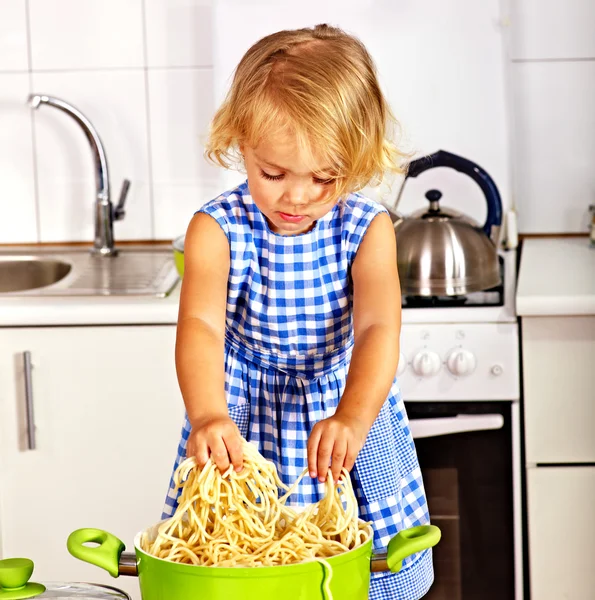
[67,529,126,578]
[386,524,441,573]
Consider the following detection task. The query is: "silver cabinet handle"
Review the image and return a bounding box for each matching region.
[23,351,36,450]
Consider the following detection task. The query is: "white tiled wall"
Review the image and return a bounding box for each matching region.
[508,0,595,233]
[148,67,219,239]
[28,0,145,70]
[510,0,595,61]
[144,0,213,68]
[0,74,37,243]
[0,0,219,244]
[1,0,592,243]
[0,0,29,72]
[213,0,514,229]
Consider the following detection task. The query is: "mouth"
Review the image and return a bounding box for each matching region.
[278,212,307,223]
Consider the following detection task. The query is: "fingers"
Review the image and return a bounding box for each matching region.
[330,438,347,483]
[187,416,245,475]
[224,430,244,472]
[308,417,364,484]
[344,445,359,473]
[317,435,335,484]
[194,438,210,468]
[309,421,341,483]
[209,436,231,473]
[307,424,322,479]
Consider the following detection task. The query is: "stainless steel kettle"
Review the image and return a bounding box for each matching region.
[393,150,503,296]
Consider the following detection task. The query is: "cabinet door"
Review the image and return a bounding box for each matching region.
[0,326,184,599]
[523,317,595,463]
[527,467,595,600]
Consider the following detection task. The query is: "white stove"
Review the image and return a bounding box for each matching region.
[399,249,520,402]
[398,249,523,600]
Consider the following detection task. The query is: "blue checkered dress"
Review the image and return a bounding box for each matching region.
[163,181,433,599]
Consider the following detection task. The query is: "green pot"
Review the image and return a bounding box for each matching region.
[172,235,184,278]
[67,522,440,600]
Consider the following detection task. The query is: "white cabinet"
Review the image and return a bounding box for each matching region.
[0,326,184,599]
[522,316,595,600]
[527,467,595,600]
[523,317,595,464]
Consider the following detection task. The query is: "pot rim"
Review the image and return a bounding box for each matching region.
[132,519,375,572]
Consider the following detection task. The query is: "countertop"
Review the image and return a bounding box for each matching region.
[516,237,595,316]
[0,282,181,327]
[3,237,593,326]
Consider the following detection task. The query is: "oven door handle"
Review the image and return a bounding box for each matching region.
[409,414,504,439]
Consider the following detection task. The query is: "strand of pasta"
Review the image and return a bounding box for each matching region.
[142,440,371,568]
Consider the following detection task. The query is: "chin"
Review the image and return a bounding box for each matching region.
[272,221,313,235]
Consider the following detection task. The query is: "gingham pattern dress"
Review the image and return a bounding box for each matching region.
[163,181,433,599]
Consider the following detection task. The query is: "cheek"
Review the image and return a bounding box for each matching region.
[313,186,334,207]
[250,179,278,209]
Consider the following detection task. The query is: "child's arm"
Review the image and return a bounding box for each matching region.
[307,212,401,483]
[175,212,243,473]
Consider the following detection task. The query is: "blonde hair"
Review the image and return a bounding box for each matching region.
[205,24,406,200]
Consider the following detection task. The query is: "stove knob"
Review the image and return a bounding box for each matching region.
[397,353,407,376]
[446,349,477,377]
[412,351,441,377]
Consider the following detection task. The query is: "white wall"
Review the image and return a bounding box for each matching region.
[0,0,592,245]
[213,0,513,230]
[508,0,595,234]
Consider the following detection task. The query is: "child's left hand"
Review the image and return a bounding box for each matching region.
[307,414,369,484]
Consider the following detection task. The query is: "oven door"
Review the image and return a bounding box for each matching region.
[406,401,515,600]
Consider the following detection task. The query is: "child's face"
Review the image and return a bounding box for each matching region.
[241,132,338,235]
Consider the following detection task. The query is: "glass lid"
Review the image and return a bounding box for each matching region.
[0,559,130,600]
[24,583,130,599]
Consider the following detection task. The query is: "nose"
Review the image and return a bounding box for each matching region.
[284,182,308,207]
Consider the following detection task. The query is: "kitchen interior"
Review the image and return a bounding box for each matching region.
[0,1,593,599]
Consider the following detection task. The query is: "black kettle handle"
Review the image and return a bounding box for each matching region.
[406,150,502,237]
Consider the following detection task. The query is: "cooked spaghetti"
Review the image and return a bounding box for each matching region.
[141,440,371,567]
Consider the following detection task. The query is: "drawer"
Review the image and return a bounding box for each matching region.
[522,317,595,463]
[527,467,595,600]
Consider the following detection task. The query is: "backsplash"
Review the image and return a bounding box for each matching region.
[0,0,593,245]
[0,0,219,244]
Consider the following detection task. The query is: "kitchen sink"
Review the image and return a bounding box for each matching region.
[0,256,72,293]
[0,246,179,297]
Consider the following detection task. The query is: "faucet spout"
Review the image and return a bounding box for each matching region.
[28,94,44,109]
[28,94,128,256]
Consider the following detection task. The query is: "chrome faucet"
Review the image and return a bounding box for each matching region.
[27,94,129,256]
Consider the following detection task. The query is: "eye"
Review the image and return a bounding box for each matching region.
[260,170,284,181]
[313,176,335,186]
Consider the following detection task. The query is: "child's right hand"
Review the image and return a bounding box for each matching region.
[186,414,244,473]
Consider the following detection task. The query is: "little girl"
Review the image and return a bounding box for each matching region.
[163,24,433,599]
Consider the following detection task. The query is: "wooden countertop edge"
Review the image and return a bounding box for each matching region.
[518,233,588,240]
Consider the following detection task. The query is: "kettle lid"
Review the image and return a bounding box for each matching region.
[412,189,479,225]
[0,559,130,600]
